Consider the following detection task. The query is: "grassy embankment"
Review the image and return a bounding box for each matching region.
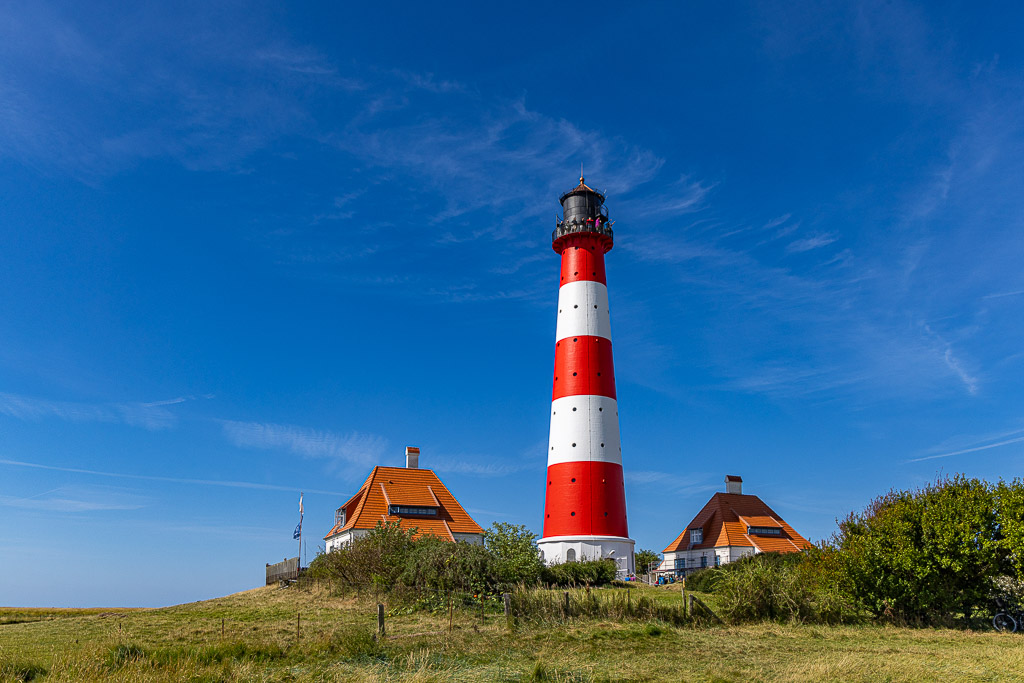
[2,583,1023,681]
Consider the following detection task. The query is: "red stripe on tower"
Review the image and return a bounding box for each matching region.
[538,177,635,576]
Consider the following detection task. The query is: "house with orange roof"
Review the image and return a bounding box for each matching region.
[658,475,813,576]
[323,446,484,552]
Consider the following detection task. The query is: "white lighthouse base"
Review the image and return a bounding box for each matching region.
[537,535,635,579]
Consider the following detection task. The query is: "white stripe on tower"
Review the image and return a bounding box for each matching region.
[547,395,622,466]
[555,280,611,341]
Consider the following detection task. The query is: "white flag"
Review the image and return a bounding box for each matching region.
[299,492,304,518]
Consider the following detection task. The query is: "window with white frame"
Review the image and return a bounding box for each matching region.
[690,528,703,544]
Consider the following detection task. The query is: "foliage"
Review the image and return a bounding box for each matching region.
[541,559,617,587]
[484,522,544,588]
[714,551,857,625]
[306,521,417,592]
[833,475,1009,626]
[634,549,661,574]
[683,567,722,593]
[400,535,494,594]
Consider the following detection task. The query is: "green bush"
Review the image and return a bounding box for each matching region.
[714,551,855,625]
[541,559,617,587]
[485,522,544,588]
[834,475,1009,626]
[400,535,494,594]
[684,567,722,593]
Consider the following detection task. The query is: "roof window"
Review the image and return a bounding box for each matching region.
[748,526,782,536]
[690,528,703,544]
[389,505,439,517]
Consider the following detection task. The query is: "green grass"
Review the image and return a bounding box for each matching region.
[1,584,1022,681]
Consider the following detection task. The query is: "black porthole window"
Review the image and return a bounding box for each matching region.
[594,305,597,309]
[604,512,608,516]
[571,512,576,516]
[572,407,577,411]
[572,442,576,447]
[574,304,578,309]
[601,443,605,447]
[574,271,578,275]
[599,407,603,412]
[574,338,578,342]
[571,478,576,483]
[572,372,577,376]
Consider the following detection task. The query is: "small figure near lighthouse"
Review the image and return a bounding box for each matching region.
[537,177,635,577]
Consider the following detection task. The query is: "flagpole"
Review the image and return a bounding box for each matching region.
[297,491,303,568]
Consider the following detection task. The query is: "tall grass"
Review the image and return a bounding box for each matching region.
[508,587,694,626]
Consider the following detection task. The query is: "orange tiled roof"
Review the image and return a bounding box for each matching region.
[324,466,483,542]
[663,492,812,554]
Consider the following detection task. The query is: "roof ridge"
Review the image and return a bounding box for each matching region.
[347,466,379,530]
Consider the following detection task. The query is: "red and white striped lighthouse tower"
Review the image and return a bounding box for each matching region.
[537,177,634,577]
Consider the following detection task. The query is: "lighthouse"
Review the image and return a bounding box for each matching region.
[537,177,635,577]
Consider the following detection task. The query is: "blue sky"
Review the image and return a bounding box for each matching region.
[3,1,1024,606]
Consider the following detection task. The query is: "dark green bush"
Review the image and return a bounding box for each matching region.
[714,550,856,625]
[834,475,1016,626]
[400,535,494,594]
[541,559,617,586]
[684,567,722,593]
[0,660,48,682]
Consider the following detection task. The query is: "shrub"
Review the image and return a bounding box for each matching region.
[714,551,855,625]
[484,522,544,588]
[684,567,722,593]
[307,521,417,592]
[400,535,494,595]
[541,559,617,587]
[834,475,1003,626]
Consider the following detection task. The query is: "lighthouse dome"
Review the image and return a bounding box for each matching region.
[559,177,607,223]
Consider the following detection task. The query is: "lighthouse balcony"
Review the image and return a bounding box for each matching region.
[552,219,614,252]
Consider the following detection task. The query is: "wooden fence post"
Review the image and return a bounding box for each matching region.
[377,603,385,637]
[564,591,570,619]
[296,613,300,641]
[503,592,511,619]
[221,618,225,638]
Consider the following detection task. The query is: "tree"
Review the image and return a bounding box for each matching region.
[635,548,661,574]
[483,522,543,588]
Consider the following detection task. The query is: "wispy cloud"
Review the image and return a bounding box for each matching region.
[626,471,717,496]
[430,456,532,478]
[786,233,838,253]
[0,485,147,512]
[908,430,1024,463]
[0,392,190,430]
[220,420,388,470]
[0,458,346,496]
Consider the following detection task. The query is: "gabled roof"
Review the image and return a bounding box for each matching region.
[663,492,812,554]
[324,466,483,542]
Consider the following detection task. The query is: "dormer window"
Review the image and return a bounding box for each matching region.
[748,526,781,536]
[388,505,439,517]
[690,528,703,544]
[335,507,346,526]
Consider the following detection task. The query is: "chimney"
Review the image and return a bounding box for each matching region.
[405,446,420,469]
[725,475,742,495]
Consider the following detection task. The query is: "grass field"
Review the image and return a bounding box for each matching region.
[2,583,1023,681]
